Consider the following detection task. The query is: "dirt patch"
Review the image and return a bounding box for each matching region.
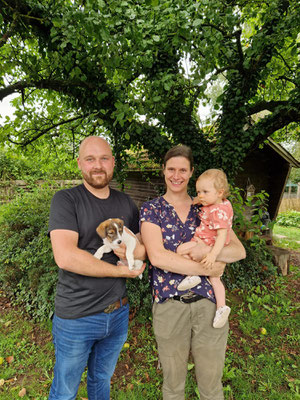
[290,249,300,267]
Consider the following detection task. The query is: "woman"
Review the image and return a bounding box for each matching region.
[140,145,245,400]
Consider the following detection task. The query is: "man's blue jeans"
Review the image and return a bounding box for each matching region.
[48,303,129,400]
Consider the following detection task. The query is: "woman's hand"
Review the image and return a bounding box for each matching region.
[199,260,226,277]
[180,241,210,262]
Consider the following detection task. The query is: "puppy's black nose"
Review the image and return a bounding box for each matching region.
[117,240,122,245]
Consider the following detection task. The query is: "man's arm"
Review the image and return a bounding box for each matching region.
[141,221,225,277]
[50,229,145,278]
[185,229,246,263]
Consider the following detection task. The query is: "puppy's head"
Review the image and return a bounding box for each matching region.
[96,218,124,244]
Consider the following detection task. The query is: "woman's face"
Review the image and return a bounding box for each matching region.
[163,156,193,193]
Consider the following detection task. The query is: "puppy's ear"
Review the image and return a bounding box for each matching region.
[114,218,124,230]
[96,220,110,239]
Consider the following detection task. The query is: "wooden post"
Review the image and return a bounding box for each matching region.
[267,245,290,276]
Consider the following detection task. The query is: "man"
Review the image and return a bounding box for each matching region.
[48,136,145,400]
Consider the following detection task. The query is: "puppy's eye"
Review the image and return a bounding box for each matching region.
[107,229,115,237]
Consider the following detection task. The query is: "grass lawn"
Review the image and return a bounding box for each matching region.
[0,260,299,399]
[273,224,300,251]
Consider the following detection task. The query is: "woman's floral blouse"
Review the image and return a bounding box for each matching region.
[140,196,216,304]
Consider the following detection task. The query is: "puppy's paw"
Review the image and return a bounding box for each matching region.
[94,250,103,259]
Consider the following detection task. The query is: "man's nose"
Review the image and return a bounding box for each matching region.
[94,159,104,168]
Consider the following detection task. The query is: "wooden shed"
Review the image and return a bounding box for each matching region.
[234,139,300,220]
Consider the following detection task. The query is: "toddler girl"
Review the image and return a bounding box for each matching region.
[177,169,233,328]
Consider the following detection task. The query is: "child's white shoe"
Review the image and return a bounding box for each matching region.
[177,275,201,291]
[213,306,231,328]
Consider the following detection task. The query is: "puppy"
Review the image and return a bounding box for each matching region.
[94,218,143,278]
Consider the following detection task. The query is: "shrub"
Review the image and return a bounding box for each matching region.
[223,238,277,290]
[275,210,300,228]
[0,185,57,320]
[221,187,278,290]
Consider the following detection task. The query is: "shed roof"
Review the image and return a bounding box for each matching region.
[267,139,300,168]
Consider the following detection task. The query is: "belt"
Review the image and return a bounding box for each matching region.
[173,292,205,304]
[103,297,128,313]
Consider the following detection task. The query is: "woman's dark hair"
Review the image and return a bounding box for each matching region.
[163,145,194,170]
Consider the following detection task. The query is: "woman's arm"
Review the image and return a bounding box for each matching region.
[50,229,145,278]
[185,229,246,263]
[141,221,225,277]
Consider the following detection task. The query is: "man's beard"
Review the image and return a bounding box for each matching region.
[82,169,113,189]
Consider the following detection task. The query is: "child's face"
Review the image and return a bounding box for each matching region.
[195,177,224,206]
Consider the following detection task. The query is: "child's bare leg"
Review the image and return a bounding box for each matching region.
[209,276,226,308]
[210,276,231,329]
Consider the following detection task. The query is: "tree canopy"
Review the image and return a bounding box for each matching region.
[0,0,299,181]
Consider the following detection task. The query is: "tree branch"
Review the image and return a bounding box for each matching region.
[248,100,289,115]
[0,79,94,101]
[7,114,89,146]
[247,103,300,150]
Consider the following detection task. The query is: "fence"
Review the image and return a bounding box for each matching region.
[0,176,164,209]
[278,198,300,213]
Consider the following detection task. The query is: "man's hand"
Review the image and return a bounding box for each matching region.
[113,243,127,262]
[117,262,146,278]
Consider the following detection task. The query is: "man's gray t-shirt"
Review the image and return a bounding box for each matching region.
[48,184,139,319]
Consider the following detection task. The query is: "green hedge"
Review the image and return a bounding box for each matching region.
[0,185,57,320]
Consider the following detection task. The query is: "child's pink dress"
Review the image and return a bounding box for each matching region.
[193,199,233,246]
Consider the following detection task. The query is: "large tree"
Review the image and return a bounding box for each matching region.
[0,0,299,180]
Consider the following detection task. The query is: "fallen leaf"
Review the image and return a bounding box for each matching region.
[0,379,4,386]
[6,355,14,364]
[4,321,12,327]
[19,388,26,397]
[0,357,4,364]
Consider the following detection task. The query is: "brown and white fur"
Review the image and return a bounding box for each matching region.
[94,218,143,278]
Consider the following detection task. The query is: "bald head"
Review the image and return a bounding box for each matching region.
[78,136,113,159]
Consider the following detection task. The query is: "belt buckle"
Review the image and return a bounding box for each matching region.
[179,291,195,303]
[104,303,116,313]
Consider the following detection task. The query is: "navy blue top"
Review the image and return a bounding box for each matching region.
[140,196,215,304]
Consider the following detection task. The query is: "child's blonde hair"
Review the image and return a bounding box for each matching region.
[197,169,230,198]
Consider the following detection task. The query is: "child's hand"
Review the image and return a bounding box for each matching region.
[201,252,217,266]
